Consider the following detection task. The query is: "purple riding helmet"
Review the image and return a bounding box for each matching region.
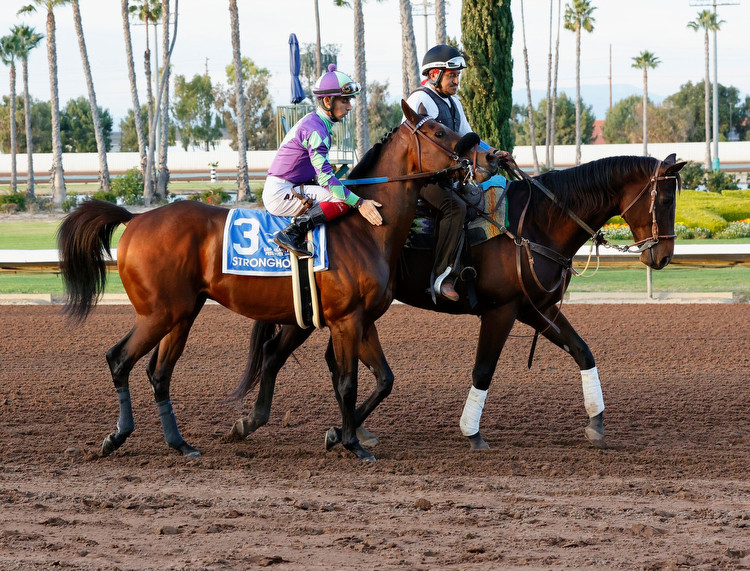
[313,64,360,116]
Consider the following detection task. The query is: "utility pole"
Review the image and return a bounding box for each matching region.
[689,0,740,171]
[412,0,435,54]
[608,44,612,112]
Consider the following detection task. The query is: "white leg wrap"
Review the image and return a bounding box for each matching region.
[581,366,605,417]
[460,386,488,436]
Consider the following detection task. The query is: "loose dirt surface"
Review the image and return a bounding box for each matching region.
[1,303,749,570]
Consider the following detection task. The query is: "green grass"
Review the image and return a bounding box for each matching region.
[567,265,750,294]
[0,270,125,294]
[0,221,125,249]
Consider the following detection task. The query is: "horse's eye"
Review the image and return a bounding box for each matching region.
[435,130,444,138]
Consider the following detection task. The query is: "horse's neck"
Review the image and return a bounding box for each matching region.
[359,147,420,263]
[512,175,622,256]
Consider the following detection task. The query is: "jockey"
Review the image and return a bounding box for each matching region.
[404,44,509,301]
[264,64,382,258]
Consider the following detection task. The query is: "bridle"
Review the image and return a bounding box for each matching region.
[615,160,680,253]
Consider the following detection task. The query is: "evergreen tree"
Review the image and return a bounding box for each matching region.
[460,0,514,151]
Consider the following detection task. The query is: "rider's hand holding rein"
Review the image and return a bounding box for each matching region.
[356,198,383,226]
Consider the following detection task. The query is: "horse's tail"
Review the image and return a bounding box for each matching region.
[57,199,134,322]
[226,320,278,402]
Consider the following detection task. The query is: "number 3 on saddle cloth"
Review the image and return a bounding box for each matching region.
[222,209,328,276]
[405,175,509,252]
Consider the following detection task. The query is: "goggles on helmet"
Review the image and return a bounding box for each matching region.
[443,56,466,70]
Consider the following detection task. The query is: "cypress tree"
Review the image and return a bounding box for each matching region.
[460,0,514,152]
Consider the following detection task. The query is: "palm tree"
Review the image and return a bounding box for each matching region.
[156,0,170,198]
[435,0,446,45]
[12,24,43,197]
[18,0,70,207]
[688,10,723,170]
[229,0,250,201]
[142,0,178,206]
[0,34,21,194]
[550,0,561,168]
[520,0,539,174]
[563,0,596,166]
[314,0,322,76]
[121,0,147,178]
[130,0,162,197]
[335,0,378,156]
[631,50,660,157]
[71,0,111,191]
[545,0,553,168]
[399,0,419,99]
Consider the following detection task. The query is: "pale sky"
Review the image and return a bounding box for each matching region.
[0,0,748,125]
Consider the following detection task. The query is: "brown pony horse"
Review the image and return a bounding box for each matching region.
[57,101,498,462]
[231,154,684,452]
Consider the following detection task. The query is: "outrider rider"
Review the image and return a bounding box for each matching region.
[263,64,382,258]
[405,44,510,301]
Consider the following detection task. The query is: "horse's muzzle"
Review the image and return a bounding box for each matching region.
[640,241,674,269]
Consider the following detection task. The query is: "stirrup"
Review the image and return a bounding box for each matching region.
[432,266,459,302]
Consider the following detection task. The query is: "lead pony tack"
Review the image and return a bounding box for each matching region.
[57,100,498,462]
[233,154,685,453]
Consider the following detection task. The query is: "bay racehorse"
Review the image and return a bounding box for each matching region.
[57,100,498,462]
[229,154,684,453]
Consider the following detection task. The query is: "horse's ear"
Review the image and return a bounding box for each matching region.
[417,102,428,116]
[665,161,687,174]
[663,153,677,165]
[401,99,418,124]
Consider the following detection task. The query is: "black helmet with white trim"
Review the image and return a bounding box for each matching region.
[420,44,467,76]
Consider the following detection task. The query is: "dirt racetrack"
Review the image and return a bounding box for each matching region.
[1,303,749,570]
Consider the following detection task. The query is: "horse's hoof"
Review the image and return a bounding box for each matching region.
[324,427,342,451]
[347,442,376,462]
[356,425,380,448]
[177,442,201,458]
[584,426,606,448]
[467,432,490,451]
[585,412,606,448]
[101,432,126,457]
[101,435,116,457]
[228,418,252,440]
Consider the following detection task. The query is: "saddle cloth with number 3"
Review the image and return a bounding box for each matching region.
[222,209,328,276]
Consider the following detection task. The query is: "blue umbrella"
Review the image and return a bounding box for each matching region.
[289,33,306,104]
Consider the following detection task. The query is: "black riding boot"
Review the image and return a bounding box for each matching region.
[273,203,328,258]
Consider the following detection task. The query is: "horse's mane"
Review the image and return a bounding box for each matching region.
[522,156,659,215]
[349,126,401,179]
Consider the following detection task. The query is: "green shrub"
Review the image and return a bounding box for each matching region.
[704,170,740,193]
[674,224,712,239]
[188,188,230,205]
[0,192,26,212]
[111,168,144,205]
[61,194,77,212]
[678,160,705,190]
[92,190,118,203]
